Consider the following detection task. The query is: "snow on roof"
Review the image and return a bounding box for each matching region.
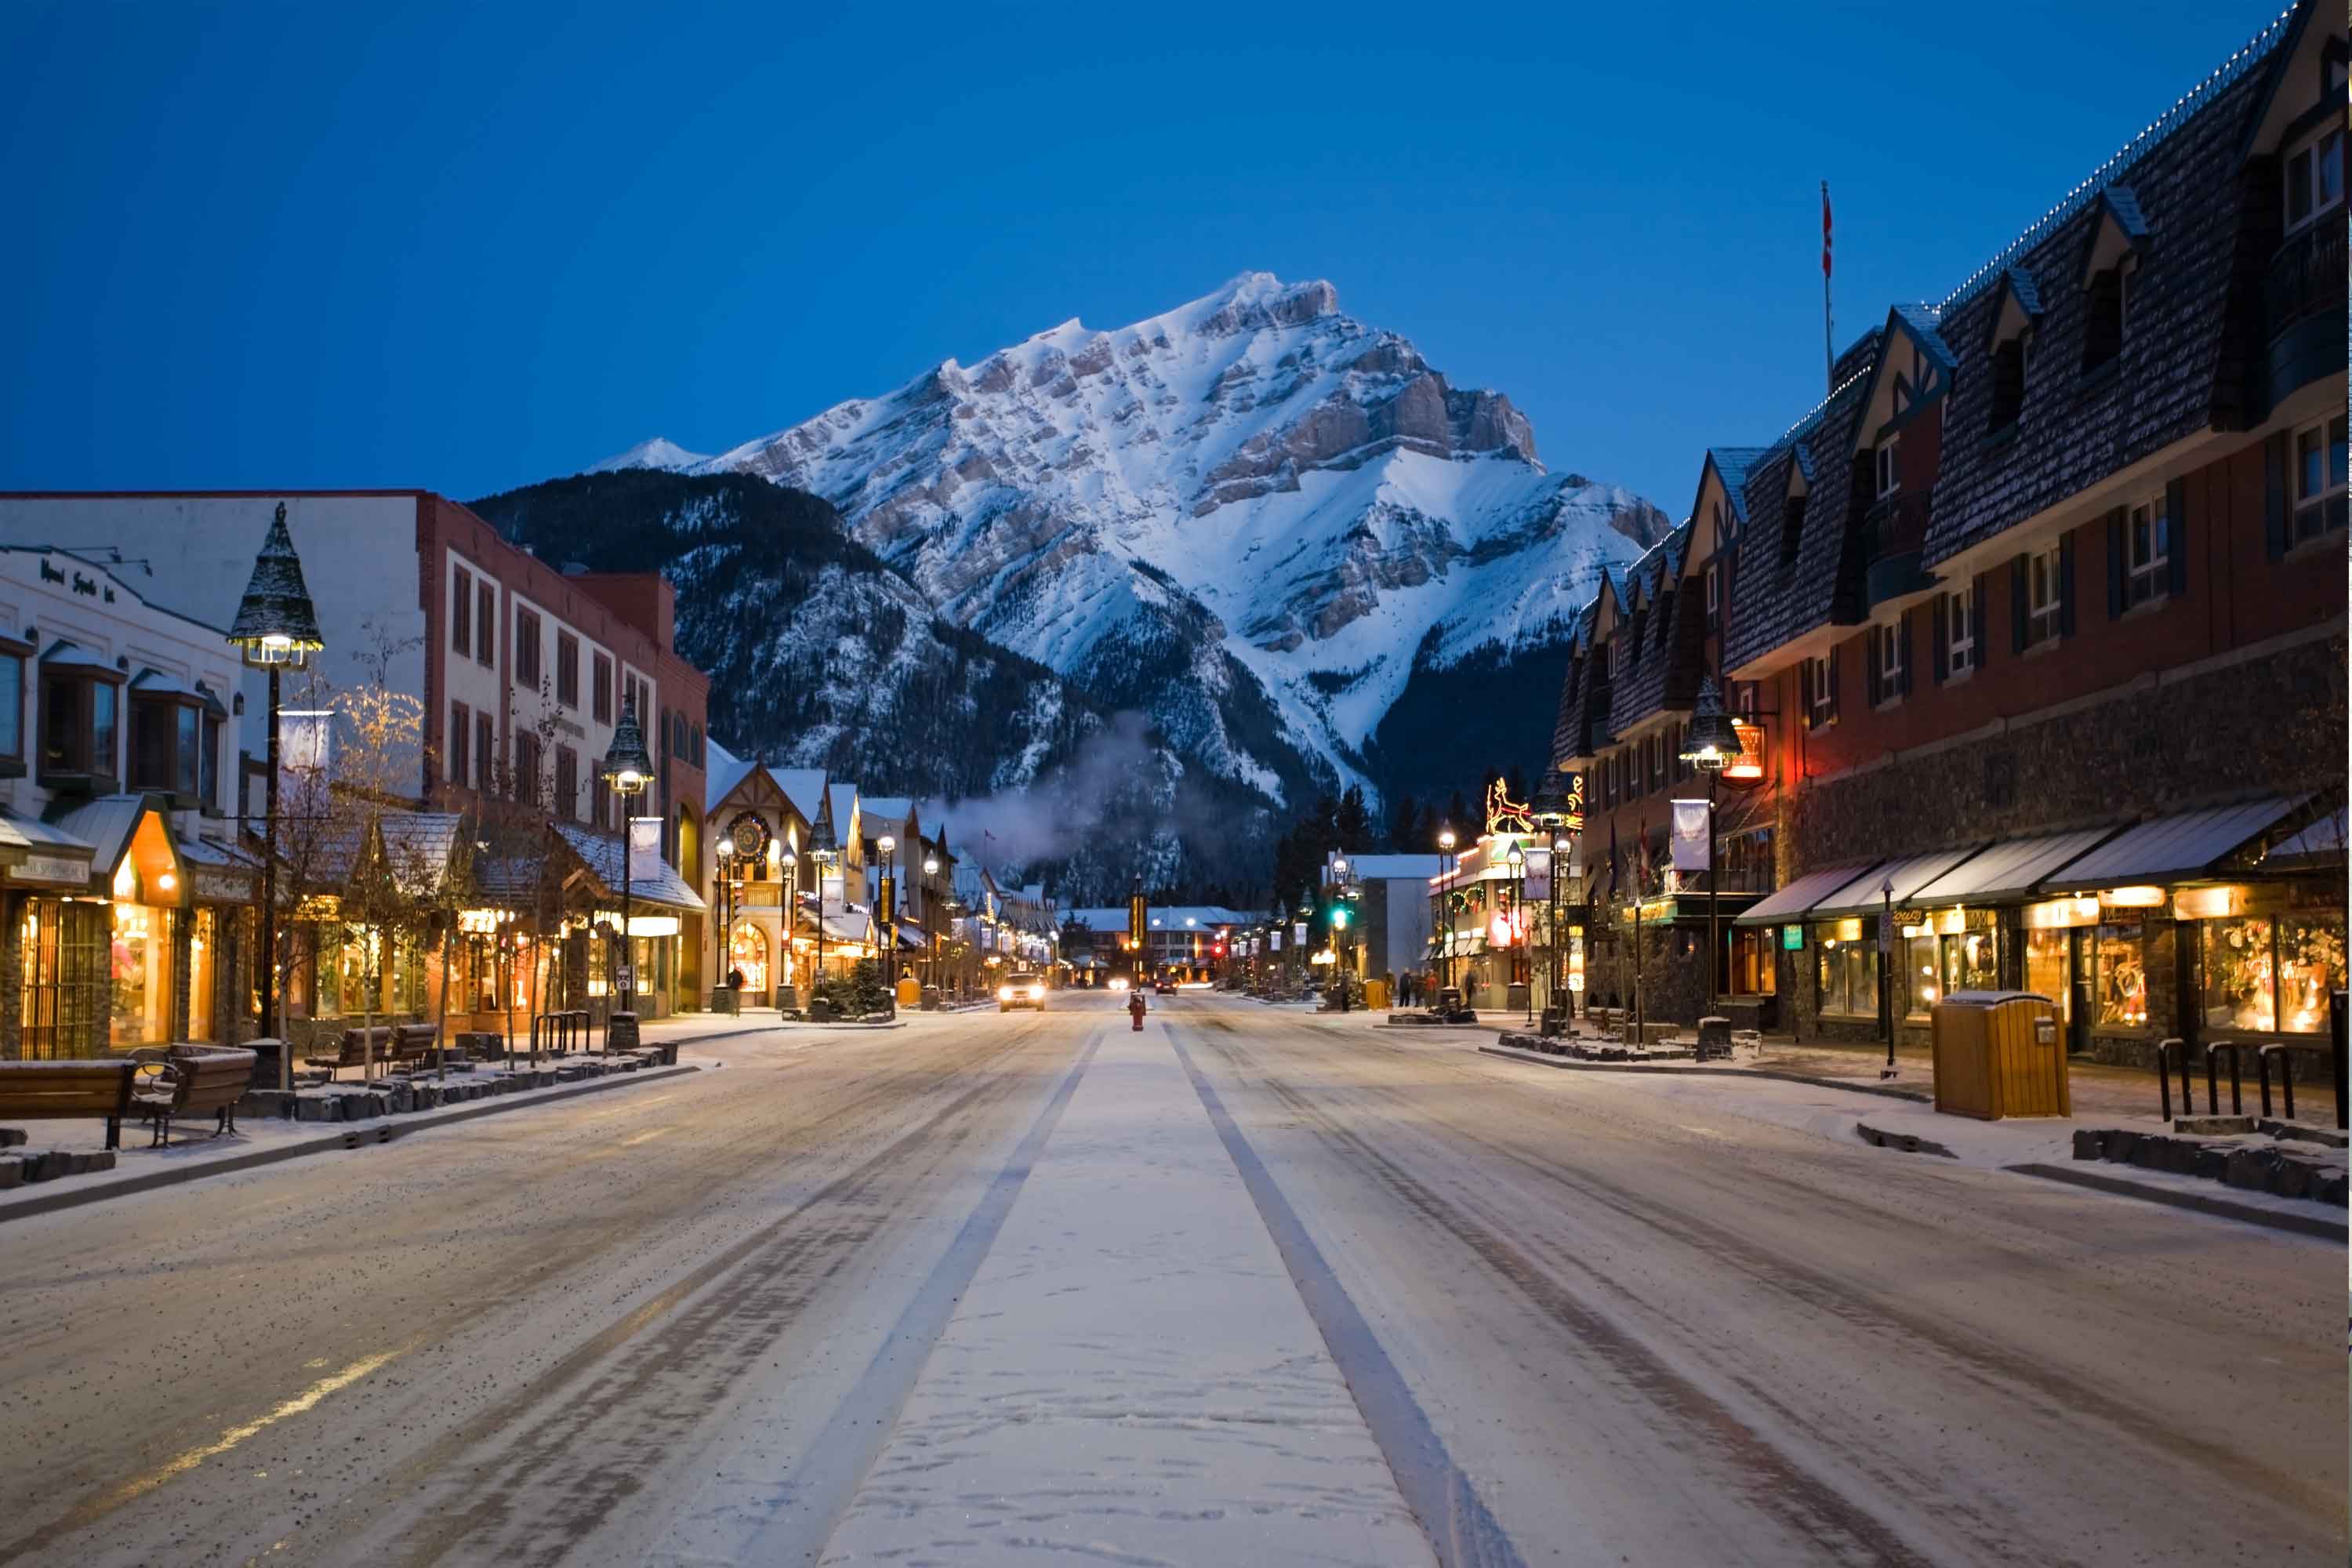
[553,822,707,912]
[772,768,827,825]
[703,738,756,813]
[1330,853,1444,880]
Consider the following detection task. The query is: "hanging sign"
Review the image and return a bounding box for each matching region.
[1524,847,1551,902]
[1670,799,1711,873]
[1726,721,1766,783]
[627,816,663,884]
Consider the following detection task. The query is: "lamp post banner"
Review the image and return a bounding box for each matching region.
[627,816,662,883]
[1670,799,1711,873]
[1523,847,1551,902]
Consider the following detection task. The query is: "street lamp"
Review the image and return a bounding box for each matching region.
[1551,833,1572,1023]
[924,855,941,997]
[600,692,654,1033]
[1436,827,1457,993]
[1879,873,1897,1073]
[228,502,324,1094]
[877,833,898,1013]
[1506,842,1529,1023]
[1682,675,1740,1029]
[716,834,738,1000]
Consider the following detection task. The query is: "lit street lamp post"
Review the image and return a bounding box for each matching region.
[1507,842,1528,1025]
[924,854,941,1002]
[877,833,897,1016]
[228,502,324,1094]
[1436,827,1457,993]
[599,693,653,1045]
[1681,676,1740,1029]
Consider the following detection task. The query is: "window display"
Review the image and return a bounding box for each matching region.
[2201,911,2347,1035]
[1941,927,1998,999]
[109,899,171,1048]
[2024,928,2072,1021]
[2093,922,2147,1028]
[1816,935,1878,1016]
[1904,933,1939,1018]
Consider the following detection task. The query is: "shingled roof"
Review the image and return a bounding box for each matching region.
[1721,373,1875,674]
[1926,41,2284,566]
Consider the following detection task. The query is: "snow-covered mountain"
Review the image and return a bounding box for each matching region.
[590,273,1666,809]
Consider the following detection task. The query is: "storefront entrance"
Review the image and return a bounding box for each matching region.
[729,920,770,997]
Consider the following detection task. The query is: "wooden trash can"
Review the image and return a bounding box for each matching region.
[1931,990,2070,1120]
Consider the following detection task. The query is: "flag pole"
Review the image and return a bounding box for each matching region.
[1820,180,1835,394]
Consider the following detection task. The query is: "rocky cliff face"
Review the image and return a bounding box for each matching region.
[592,272,1667,812]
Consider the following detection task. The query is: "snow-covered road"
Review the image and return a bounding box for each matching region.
[0,995,2336,1566]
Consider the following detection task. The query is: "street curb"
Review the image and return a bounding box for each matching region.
[0,1064,702,1226]
[1476,1044,1933,1103]
[2005,1161,2350,1240]
[1855,1120,1957,1158]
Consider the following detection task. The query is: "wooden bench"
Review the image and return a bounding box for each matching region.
[303,1024,436,1080]
[0,1058,137,1150]
[131,1046,258,1146]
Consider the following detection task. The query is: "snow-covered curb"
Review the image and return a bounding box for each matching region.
[1479,1042,1930,1103]
[0,1062,701,1225]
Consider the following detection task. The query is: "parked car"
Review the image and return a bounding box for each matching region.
[998,972,1047,1011]
[1152,978,1175,996]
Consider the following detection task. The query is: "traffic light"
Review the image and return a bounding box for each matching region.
[1330,907,1350,930]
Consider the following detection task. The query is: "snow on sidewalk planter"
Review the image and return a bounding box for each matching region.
[817,1019,1436,1567]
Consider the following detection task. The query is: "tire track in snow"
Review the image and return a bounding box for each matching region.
[1166,1024,1528,1568]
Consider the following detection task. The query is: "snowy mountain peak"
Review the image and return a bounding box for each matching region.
[581,276,1664,804]
[587,435,710,473]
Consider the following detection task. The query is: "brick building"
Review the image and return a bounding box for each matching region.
[1553,0,2347,1067]
[0,490,713,1031]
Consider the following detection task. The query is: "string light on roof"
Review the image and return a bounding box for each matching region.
[1936,4,2296,314]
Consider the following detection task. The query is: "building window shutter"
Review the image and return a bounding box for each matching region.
[1828,647,1842,721]
[1801,662,1816,730]
[2105,507,2126,619]
[2165,477,2189,599]
[2263,430,2291,559]
[1974,574,1994,669]
[1932,595,1949,683]
[2010,556,2028,653]
[1897,611,1914,697]
[1867,637,1882,707]
[2057,532,2077,637]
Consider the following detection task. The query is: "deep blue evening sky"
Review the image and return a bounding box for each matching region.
[1,1,2274,514]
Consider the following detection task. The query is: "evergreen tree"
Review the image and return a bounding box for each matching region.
[1444,787,1471,840]
[1335,784,1371,850]
[1505,763,1530,806]
[1387,793,1422,854]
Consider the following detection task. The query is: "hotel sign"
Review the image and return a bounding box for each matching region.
[1725,721,1766,784]
[191,867,256,903]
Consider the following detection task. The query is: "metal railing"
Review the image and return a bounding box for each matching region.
[2154,1037,2194,1122]
[2264,220,2347,343]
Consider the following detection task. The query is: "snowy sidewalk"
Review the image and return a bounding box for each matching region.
[818,1016,1435,1566]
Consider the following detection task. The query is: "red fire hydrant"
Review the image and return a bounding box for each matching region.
[1129,991,1147,1032]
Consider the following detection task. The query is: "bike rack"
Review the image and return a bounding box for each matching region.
[2257,1042,2333,1122]
[2154,1037,2194,1122]
[2203,1040,2250,1116]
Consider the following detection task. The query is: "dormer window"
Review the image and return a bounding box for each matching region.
[1986,269,2042,432]
[1780,473,1809,567]
[1704,561,1722,631]
[1874,437,1900,500]
[1988,335,2030,430]
[2285,126,2345,234]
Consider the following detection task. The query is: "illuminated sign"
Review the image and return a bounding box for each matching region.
[1725,720,1766,783]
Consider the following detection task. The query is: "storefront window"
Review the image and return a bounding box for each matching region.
[2093,922,2147,1028]
[2025,927,2072,1021]
[188,907,217,1043]
[1904,934,1940,1018]
[2278,914,2347,1033]
[1728,929,1776,995]
[109,900,171,1048]
[729,921,770,993]
[1940,927,1998,999]
[1816,936,1878,1016]
[2201,913,2346,1035]
[21,898,105,1058]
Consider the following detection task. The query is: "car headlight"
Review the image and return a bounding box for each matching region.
[997,984,1013,1000]
[1028,985,1044,1000]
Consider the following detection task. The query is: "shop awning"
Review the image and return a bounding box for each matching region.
[2262,808,2345,869]
[0,811,96,888]
[1734,860,1882,925]
[2039,796,2307,891]
[1808,846,1988,919]
[1907,826,2126,905]
[176,834,260,902]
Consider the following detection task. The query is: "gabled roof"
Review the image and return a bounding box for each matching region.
[826,783,858,845]
[702,739,758,814]
[1889,303,1957,372]
[2094,184,2149,243]
[45,794,153,878]
[860,797,915,826]
[1985,267,2045,342]
[378,811,468,895]
[772,768,827,826]
[1705,447,1771,525]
